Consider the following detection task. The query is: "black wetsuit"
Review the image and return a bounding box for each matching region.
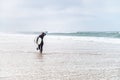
[36,33,46,53]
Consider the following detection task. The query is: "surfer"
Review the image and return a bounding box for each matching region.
[36,32,46,53]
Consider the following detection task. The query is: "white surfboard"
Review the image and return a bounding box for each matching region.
[34,36,41,45]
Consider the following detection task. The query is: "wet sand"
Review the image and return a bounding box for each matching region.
[0,34,120,80]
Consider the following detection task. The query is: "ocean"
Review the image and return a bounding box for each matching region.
[19,31,120,38]
[48,32,120,38]
[19,31,120,44]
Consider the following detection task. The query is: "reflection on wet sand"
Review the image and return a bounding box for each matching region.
[36,52,43,60]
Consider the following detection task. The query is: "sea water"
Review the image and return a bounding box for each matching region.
[21,31,120,44]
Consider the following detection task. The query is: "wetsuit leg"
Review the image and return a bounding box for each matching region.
[38,44,41,50]
[40,44,43,53]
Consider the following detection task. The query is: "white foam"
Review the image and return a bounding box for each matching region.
[46,35,120,44]
[1,33,120,44]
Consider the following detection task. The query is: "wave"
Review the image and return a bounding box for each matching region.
[46,35,120,44]
[1,32,120,44]
[18,31,120,38]
[48,32,120,38]
[18,31,120,44]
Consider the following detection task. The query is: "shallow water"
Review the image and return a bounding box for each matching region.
[0,34,120,80]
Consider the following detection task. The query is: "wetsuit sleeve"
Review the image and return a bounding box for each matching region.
[44,33,46,36]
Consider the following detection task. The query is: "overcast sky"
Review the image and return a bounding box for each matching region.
[0,0,120,32]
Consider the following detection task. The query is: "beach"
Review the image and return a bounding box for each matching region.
[0,33,120,80]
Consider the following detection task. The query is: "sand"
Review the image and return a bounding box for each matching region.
[0,33,120,80]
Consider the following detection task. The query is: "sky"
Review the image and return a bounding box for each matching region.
[0,0,120,32]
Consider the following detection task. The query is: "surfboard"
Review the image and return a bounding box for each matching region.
[34,36,42,45]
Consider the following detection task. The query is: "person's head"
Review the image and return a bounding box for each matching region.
[41,32,46,36]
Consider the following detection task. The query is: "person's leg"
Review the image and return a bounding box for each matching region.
[40,44,43,53]
[38,44,41,50]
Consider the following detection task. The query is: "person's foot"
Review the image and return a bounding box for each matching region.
[40,51,42,54]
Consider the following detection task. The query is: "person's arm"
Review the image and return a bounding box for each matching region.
[44,33,46,36]
[45,33,46,36]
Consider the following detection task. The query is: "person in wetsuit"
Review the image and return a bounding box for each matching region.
[36,32,46,53]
